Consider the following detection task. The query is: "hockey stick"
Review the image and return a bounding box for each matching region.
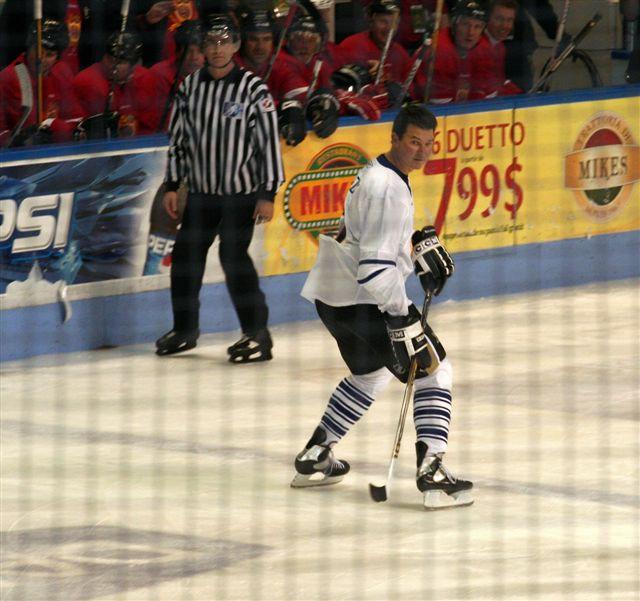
[529,13,602,93]
[422,0,445,103]
[263,1,300,82]
[34,0,43,124]
[393,35,431,110]
[6,64,34,147]
[369,288,434,503]
[156,44,188,133]
[374,7,400,86]
[536,0,571,88]
[103,0,131,137]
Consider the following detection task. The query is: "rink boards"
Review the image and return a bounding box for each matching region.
[1,85,638,361]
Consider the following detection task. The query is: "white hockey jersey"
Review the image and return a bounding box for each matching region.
[301,155,414,317]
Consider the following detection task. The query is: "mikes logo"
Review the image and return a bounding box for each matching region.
[282,143,370,240]
[564,111,639,222]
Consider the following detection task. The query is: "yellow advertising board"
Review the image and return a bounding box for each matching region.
[264,95,639,277]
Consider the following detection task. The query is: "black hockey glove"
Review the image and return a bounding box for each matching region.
[305,87,340,139]
[411,226,454,296]
[331,63,372,92]
[385,304,446,379]
[278,100,306,147]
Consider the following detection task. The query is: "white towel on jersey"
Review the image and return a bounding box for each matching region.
[301,157,414,317]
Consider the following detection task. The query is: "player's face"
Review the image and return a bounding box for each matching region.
[184,43,205,74]
[392,125,435,173]
[288,31,320,64]
[370,14,395,48]
[487,6,515,41]
[204,34,239,69]
[244,32,274,66]
[454,16,485,50]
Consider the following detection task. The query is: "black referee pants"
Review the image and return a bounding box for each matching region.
[170,192,268,335]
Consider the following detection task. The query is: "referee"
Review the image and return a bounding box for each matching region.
[156,16,285,363]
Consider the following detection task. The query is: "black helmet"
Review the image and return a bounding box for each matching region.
[368,0,400,16]
[288,14,325,39]
[204,15,240,43]
[27,19,69,53]
[331,63,372,92]
[453,0,488,23]
[107,32,143,63]
[238,7,276,36]
[174,20,203,50]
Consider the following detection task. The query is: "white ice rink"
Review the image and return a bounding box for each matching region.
[1,280,639,601]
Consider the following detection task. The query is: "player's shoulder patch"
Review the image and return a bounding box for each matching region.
[258,95,276,113]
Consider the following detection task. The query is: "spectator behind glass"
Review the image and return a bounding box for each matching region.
[147,20,205,133]
[0,0,123,72]
[72,32,157,137]
[413,0,491,103]
[504,0,572,92]
[482,0,523,96]
[0,19,84,146]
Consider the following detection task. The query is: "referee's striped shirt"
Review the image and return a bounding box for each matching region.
[165,65,284,200]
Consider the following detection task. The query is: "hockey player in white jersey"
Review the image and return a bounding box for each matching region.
[291,103,473,510]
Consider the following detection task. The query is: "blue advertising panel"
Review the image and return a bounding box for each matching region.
[0,143,166,293]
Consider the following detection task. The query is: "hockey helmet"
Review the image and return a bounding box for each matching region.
[331,63,372,92]
[204,15,240,44]
[174,20,204,50]
[238,7,277,36]
[27,19,70,54]
[107,32,143,63]
[368,0,400,16]
[453,0,489,23]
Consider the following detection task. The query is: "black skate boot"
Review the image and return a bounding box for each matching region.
[291,427,350,488]
[416,441,473,510]
[155,329,199,356]
[227,328,273,363]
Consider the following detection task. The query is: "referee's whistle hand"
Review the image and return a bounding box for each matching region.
[253,199,274,225]
[163,191,179,220]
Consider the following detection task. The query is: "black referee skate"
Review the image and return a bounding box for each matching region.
[155,329,199,356]
[416,441,473,510]
[227,328,273,363]
[291,427,350,488]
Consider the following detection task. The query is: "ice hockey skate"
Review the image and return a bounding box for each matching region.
[155,329,199,356]
[416,441,473,510]
[227,328,273,363]
[291,427,350,488]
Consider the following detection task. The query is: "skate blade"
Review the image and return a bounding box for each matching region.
[290,472,344,488]
[155,340,197,356]
[423,489,474,511]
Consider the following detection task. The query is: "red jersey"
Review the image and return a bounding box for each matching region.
[269,44,344,104]
[338,31,411,85]
[479,33,523,97]
[414,28,490,103]
[0,54,83,144]
[72,62,157,136]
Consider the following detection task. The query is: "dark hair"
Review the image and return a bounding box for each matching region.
[490,0,518,13]
[392,103,437,138]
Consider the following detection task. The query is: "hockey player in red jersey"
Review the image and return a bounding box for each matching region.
[72,32,157,137]
[0,19,83,146]
[147,20,204,132]
[414,0,493,103]
[235,7,277,82]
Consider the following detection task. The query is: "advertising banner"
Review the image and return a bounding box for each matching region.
[0,147,166,293]
[1,93,638,293]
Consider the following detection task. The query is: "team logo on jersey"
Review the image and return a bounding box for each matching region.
[564,112,639,222]
[223,101,244,118]
[259,97,275,113]
[282,143,370,241]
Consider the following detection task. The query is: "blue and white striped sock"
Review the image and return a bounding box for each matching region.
[413,386,452,455]
[320,377,375,445]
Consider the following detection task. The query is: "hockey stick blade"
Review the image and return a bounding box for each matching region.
[369,483,388,503]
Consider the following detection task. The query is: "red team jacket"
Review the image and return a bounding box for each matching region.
[72,62,157,136]
[0,54,83,144]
